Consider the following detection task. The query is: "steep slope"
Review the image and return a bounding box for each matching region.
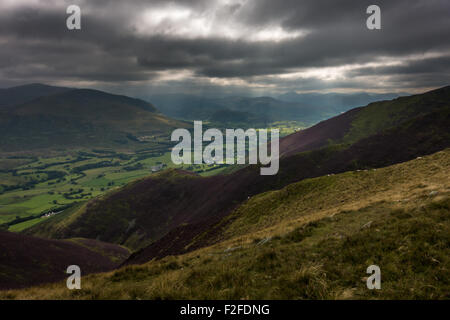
[0,87,188,152]
[279,106,361,157]
[0,231,130,290]
[4,149,449,299]
[24,169,236,250]
[0,83,70,109]
[25,88,450,256]
[280,85,450,156]
[119,88,450,258]
[123,106,450,262]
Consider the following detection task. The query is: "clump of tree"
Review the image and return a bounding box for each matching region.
[71,161,119,173]
[123,163,144,171]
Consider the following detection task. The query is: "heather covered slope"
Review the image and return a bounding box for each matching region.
[119,90,450,261]
[4,149,449,299]
[124,142,450,265]
[0,231,130,290]
[280,85,450,157]
[24,169,240,250]
[24,87,450,255]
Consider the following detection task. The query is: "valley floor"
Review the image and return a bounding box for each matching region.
[1,149,449,300]
[0,150,230,231]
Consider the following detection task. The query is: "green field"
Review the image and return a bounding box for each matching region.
[8,217,44,232]
[0,150,227,231]
[0,121,302,231]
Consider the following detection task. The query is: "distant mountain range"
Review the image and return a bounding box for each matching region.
[147,91,406,126]
[0,83,407,153]
[277,91,406,109]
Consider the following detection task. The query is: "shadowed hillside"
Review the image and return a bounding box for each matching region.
[0,86,188,152]
[4,148,449,299]
[0,83,70,109]
[0,231,130,290]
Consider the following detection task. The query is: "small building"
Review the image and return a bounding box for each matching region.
[151,163,166,173]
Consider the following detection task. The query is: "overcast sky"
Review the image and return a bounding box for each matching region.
[0,0,449,96]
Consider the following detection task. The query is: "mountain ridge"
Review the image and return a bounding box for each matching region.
[0,83,71,108]
[0,231,130,290]
[0,85,188,153]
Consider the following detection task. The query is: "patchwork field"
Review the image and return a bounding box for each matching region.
[0,150,228,231]
[0,120,301,232]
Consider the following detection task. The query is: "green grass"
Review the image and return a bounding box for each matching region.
[22,202,87,239]
[2,149,449,300]
[0,149,231,231]
[8,217,44,232]
[0,152,230,231]
[343,88,450,144]
[4,197,448,300]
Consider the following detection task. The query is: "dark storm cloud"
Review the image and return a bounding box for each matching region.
[349,56,450,77]
[0,0,449,93]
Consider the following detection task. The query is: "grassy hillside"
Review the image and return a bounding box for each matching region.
[24,169,230,250]
[3,149,448,299]
[0,87,188,153]
[24,89,450,256]
[219,149,450,241]
[119,103,449,261]
[0,83,70,108]
[280,86,450,157]
[343,85,450,144]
